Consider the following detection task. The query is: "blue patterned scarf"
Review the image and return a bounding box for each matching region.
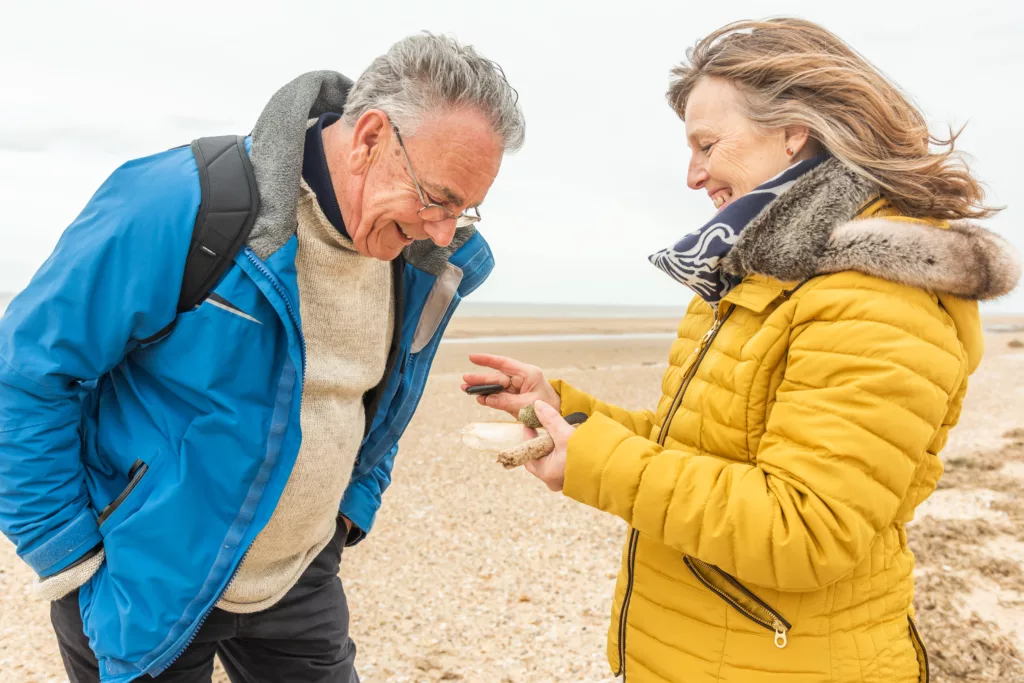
[648,155,828,304]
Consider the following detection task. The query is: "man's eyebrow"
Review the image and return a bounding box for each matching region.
[424,182,468,208]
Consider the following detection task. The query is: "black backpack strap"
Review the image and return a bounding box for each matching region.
[178,135,259,313]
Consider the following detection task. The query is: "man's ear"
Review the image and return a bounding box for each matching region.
[348,109,389,175]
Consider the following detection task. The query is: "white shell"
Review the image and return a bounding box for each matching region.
[460,422,545,452]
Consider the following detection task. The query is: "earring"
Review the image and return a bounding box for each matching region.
[786,148,794,157]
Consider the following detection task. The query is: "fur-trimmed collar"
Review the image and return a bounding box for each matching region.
[720,157,1020,301]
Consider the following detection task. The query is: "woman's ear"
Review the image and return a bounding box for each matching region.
[784,125,812,159]
[349,109,388,175]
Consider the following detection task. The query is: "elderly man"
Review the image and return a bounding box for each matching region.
[0,34,523,682]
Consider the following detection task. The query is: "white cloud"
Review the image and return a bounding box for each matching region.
[1,0,1021,312]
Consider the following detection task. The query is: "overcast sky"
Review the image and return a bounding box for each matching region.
[1,0,1021,312]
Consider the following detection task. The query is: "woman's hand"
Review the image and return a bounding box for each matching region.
[523,401,574,492]
[462,354,561,418]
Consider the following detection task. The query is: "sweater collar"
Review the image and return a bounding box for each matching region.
[302,112,347,237]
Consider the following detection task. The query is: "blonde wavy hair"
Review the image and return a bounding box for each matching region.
[667,18,1000,220]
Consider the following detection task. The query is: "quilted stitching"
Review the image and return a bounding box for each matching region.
[560,269,980,682]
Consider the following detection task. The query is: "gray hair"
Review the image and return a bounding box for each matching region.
[342,33,525,151]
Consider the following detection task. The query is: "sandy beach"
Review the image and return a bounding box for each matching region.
[1,314,1022,682]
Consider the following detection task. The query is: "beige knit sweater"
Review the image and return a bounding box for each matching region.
[34,181,394,607]
[218,181,394,612]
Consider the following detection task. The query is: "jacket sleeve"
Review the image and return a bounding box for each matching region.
[550,378,656,439]
[0,150,197,578]
[562,284,964,591]
[339,443,398,546]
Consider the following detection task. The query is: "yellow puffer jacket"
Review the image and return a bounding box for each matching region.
[552,159,1019,683]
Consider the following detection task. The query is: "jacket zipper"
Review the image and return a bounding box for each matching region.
[673,296,804,651]
[245,250,306,380]
[908,616,929,682]
[615,305,731,678]
[159,544,254,675]
[614,529,640,676]
[683,556,791,648]
[159,252,304,675]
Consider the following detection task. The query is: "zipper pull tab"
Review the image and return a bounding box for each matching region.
[698,307,722,346]
[772,619,788,649]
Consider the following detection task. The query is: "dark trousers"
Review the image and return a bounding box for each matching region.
[51,527,358,682]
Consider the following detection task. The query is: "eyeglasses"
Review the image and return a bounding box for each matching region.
[391,123,481,228]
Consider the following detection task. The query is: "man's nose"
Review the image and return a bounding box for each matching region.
[687,157,709,190]
[423,219,456,248]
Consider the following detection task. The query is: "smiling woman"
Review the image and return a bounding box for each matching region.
[463,16,1019,683]
[669,19,998,222]
[683,76,824,212]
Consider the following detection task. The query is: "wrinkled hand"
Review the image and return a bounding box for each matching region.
[523,401,574,492]
[462,354,561,418]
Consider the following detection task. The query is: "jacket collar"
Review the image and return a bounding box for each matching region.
[721,275,795,313]
[720,156,1020,304]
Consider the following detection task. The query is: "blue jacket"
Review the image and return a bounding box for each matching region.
[0,72,493,681]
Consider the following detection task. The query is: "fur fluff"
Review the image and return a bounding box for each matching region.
[720,157,1020,301]
[820,218,1021,301]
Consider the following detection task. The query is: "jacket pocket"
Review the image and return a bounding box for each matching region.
[203,293,263,325]
[97,459,149,527]
[683,555,791,648]
[908,615,929,683]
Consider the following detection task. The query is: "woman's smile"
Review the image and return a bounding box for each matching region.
[709,187,732,210]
